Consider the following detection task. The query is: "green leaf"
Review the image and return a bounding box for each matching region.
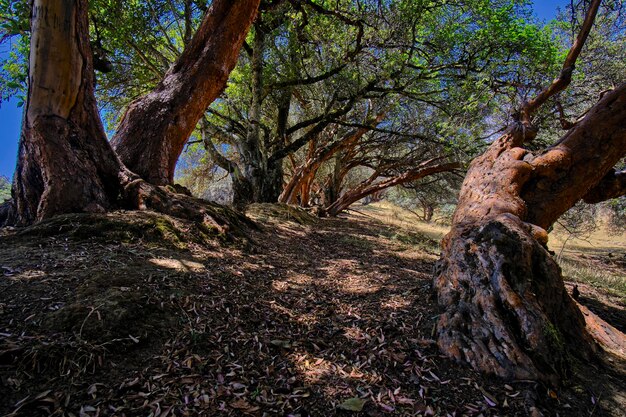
[338,397,365,412]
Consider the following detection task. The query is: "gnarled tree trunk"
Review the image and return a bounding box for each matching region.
[6,0,123,226]
[279,113,385,206]
[1,0,259,231]
[111,0,260,186]
[433,84,626,383]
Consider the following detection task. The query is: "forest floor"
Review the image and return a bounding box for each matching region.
[0,203,624,417]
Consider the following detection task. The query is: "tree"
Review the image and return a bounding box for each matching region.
[202,0,372,206]
[433,0,625,383]
[110,0,261,185]
[201,0,557,207]
[0,0,260,226]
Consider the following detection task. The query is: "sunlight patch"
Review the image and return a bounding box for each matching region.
[149,258,205,272]
[6,269,47,281]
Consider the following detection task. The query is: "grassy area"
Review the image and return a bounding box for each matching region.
[559,258,626,296]
[356,201,626,299]
[354,201,449,244]
[549,223,626,299]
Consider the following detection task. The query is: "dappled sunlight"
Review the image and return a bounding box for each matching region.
[149,257,205,272]
[317,261,382,295]
[289,353,335,384]
[271,273,313,293]
[268,298,319,326]
[4,269,47,281]
[357,201,451,241]
[2,202,624,416]
[380,294,412,311]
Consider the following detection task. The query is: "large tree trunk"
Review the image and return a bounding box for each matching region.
[228,20,285,207]
[433,84,626,383]
[0,0,259,233]
[111,0,260,185]
[230,161,283,207]
[6,0,123,226]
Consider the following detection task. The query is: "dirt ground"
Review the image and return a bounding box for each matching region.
[0,207,624,416]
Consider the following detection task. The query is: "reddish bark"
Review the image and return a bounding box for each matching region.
[432,0,626,383]
[111,0,261,186]
[279,113,386,206]
[434,84,626,383]
[6,0,123,225]
[326,160,460,216]
[1,0,259,232]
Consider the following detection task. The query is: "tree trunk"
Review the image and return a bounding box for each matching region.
[279,114,385,206]
[423,204,434,222]
[7,0,123,226]
[111,0,260,185]
[433,84,626,383]
[0,0,259,234]
[230,161,283,207]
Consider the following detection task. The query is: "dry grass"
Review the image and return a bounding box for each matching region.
[356,201,626,299]
[353,201,448,248]
[549,222,626,299]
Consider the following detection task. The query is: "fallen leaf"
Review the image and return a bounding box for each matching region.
[338,397,366,412]
[230,398,260,412]
[270,339,291,348]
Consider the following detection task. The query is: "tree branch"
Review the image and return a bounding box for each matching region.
[520,0,601,121]
[583,169,626,204]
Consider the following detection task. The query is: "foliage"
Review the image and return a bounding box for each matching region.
[604,197,626,234]
[0,175,11,202]
[0,0,29,105]
[0,0,203,128]
[1,0,621,216]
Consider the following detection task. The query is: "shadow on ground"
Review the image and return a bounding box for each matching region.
[0,209,624,416]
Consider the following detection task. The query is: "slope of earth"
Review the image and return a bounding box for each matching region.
[0,206,624,416]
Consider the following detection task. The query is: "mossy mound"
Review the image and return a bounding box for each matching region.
[8,212,188,247]
[246,203,319,225]
[9,206,255,248]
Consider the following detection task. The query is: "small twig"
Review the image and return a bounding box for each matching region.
[78,304,104,339]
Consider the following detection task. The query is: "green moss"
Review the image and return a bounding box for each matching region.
[9,203,255,248]
[150,216,185,248]
[543,321,565,353]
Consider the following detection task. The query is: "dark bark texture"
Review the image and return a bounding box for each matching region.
[434,84,626,383]
[6,0,123,226]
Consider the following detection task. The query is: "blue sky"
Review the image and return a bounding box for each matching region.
[0,0,569,179]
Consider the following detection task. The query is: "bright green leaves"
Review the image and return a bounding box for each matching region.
[0,34,28,105]
[0,0,29,104]
[0,0,29,38]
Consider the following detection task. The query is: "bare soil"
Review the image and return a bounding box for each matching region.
[0,208,624,416]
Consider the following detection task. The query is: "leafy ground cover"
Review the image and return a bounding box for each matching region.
[0,204,624,416]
